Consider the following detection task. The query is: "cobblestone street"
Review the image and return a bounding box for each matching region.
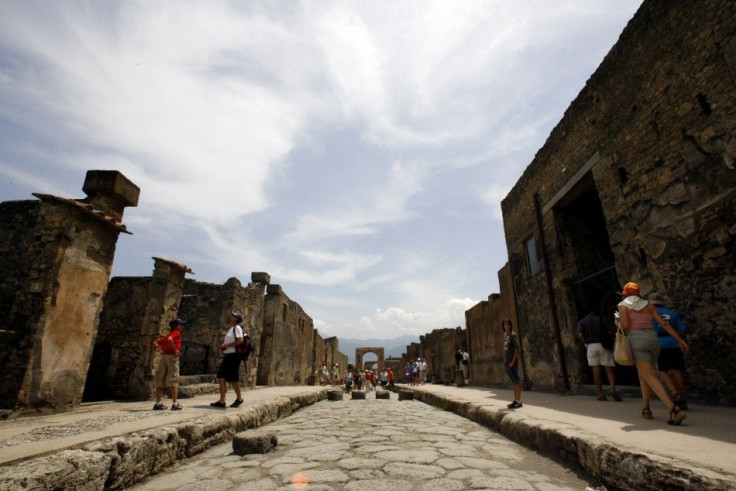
[132,392,591,490]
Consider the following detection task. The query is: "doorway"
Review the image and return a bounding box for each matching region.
[554,174,638,385]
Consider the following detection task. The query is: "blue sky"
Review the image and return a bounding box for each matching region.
[0,1,642,340]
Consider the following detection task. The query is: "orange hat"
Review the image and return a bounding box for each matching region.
[620,282,640,297]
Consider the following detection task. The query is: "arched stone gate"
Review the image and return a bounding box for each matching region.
[355,347,384,372]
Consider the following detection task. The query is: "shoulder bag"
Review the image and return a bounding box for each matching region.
[613,324,634,366]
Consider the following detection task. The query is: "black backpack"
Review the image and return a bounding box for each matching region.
[236,333,253,361]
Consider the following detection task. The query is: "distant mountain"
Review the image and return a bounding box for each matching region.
[337,335,418,363]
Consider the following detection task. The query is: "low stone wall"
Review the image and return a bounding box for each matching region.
[402,385,733,491]
[0,389,328,490]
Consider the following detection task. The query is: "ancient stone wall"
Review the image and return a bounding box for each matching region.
[178,274,268,390]
[258,285,316,386]
[0,171,138,412]
[501,0,736,402]
[86,257,191,401]
[323,337,347,377]
[466,264,520,387]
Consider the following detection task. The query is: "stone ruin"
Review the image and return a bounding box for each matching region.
[0,171,348,414]
[0,171,139,412]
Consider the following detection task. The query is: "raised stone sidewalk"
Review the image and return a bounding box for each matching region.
[0,387,329,490]
[399,384,736,490]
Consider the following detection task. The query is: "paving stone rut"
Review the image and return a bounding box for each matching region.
[131,391,591,490]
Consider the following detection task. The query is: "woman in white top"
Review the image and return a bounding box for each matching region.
[210,312,244,408]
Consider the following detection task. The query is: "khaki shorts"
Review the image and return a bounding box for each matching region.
[154,355,180,388]
[586,343,614,367]
[628,329,660,364]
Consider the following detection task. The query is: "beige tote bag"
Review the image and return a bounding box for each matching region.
[613,324,634,366]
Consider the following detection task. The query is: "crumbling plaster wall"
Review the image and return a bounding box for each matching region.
[501,0,736,401]
[0,170,137,412]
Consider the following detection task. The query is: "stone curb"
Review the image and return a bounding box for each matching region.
[0,389,328,490]
[403,386,734,491]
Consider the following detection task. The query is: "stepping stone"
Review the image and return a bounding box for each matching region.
[398,390,414,401]
[232,433,278,455]
[327,390,343,401]
[351,391,366,400]
[376,391,390,400]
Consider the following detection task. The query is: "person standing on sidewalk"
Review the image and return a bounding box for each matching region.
[502,319,523,409]
[576,305,622,402]
[153,318,185,411]
[617,282,688,425]
[649,292,689,410]
[460,349,470,384]
[210,312,245,408]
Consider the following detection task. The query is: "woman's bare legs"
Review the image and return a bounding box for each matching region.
[637,361,675,411]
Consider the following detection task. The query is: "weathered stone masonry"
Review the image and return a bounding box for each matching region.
[0,171,139,411]
[86,257,193,401]
[501,0,735,402]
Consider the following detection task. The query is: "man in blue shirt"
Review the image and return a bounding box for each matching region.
[650,292,689,410]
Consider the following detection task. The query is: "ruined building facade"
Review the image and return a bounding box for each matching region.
[0,171,347,413]
[0,171,139,411]
[501,0,735,403]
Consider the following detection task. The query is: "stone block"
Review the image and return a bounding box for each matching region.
[351,391,366,400]
[251,272,271,284]
[232,432,278,455]
[83,170,140,207]
[266,284,283,295]
[376,391,390,400]
[398,390,414,401]
[327,390,343,401]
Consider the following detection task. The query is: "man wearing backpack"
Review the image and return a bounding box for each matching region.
[577,305,622,402]
[210,311,245,408]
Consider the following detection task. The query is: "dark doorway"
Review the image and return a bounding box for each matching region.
[83,343,114,402]
[180,342,210,375]
[554,174,638,385]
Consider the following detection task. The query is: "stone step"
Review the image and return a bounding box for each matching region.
[179,374,217,386]
[177,383,220,399]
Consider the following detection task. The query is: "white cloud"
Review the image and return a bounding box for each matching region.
[0,0,644,340]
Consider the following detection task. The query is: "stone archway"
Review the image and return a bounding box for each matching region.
[355,347,385,372]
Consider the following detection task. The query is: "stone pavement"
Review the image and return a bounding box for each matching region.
[0,384,734,489]
[130,390,591,490]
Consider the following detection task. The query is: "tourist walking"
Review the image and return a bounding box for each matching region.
[502,319,523,409]
[649,292,689,410]
[460,349,470,384]
[210,312,245,408]
[617,282,688,425]
[576,305,621,401]
[152,318,185,410]
[379,369,388,389]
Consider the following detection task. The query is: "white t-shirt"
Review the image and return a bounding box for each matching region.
[223,325,244,354]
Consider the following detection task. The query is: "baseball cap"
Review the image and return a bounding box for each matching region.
[168,318,186,328]
[620,282,640,297]
[231,311,243,323]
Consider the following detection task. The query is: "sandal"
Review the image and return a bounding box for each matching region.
[642,407,653,419]
[668,406,687,426]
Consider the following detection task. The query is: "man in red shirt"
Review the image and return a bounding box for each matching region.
[153,318,185,410]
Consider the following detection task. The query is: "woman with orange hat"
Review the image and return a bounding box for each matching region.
[617,282,689,425]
